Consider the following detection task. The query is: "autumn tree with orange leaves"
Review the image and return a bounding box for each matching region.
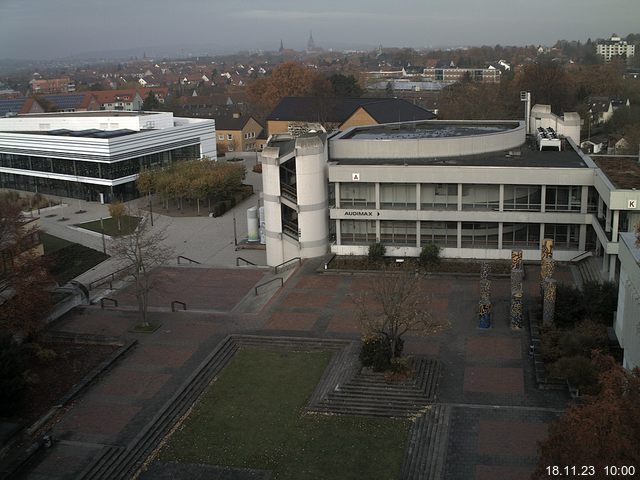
[247,61,330,111]
[532,353,640,478]
[0,197,52,339]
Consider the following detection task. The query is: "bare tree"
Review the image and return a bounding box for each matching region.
[353,266,446,359]
[109,212,173,327]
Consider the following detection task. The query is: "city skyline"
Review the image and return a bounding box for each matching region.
[1,0,639,60]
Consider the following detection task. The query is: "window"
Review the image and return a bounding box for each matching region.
[420,221,457,247]
[545,224,579,249]
[380,183,416,209]
[218,135,224,140]
[461,222,499,248]
[545,186,581,212]
[461,184,499,210]
[340,220,376,245]
[504,185,542,211]
[339,182,375,208]
[421,183,457,210]
[380,221,416,246]
[502,223,540,248]
[227,134,233,140]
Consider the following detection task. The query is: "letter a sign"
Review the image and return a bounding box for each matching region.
[352,173,360,181]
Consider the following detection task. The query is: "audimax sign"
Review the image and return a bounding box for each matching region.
[344,210,380,217]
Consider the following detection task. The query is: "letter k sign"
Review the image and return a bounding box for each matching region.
[629,199,637,209]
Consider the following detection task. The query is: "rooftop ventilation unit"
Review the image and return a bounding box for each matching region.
[536,127,561,151]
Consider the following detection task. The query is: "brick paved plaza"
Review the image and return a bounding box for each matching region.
[16,261,570,479]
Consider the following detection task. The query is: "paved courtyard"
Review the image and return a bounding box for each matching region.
[15,260,570,479]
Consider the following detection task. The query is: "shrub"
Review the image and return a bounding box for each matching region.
[582,281,617,325]
[360,334,404,372]
[554,283,586,328]
[0,333,27,416]
[549,355,600,394]
[540,320,609,364]
[419,243,441,269]
[368,242,386,263]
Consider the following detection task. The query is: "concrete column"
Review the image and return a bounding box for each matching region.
[416,183,421,211]
[376,219,381,242]
[457,221,462,249]
[580,185,589,214]
[499,184,504,212]
[579,224,587,251]
[602,253,609,276]
[335,182,340,208]
[539,224,545,250]
[375,183,380,210]
[335,219,341,245]
[612,210,620,241]
[498,223,503,250]
[540,185,546,213]
[609,255,617,282]
[597,196,603,219]
[416,220,421,247]
[605,206,611,233]
[457,183,463,211]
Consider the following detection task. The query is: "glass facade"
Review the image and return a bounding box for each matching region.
[380,183,416,209]
[461,184,499,210]
[0,144,199,201]
[421,183,457,210]
[503,185,542,211]
[340,182,375,208]
[340,220,376,245]
[380,221,416,246]
[420,221,457,247]
[502,223,541,247]
[461,222,500,248]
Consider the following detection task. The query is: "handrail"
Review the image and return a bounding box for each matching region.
[177,255,201,265]
[254,277,283,295]
[100,297,118,309]
[274,257,301,274]
[236,257,257,266]
[89,265,133,290]
[171,300,187,312]
[569,250,593,263]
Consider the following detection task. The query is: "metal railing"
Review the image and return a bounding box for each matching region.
[177,255,201,265]
[236,257,257,266]
[171,300,187,312]
[254,277,283,295]
[100,297,118,309]
[274,257,301,274]
[569,251,593,263]
[89,265,133,291]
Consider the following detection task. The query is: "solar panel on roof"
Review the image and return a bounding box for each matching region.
[42,94,85,110]
[0,98,26,116]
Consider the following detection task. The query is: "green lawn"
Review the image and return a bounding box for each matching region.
[160,349,409,480]
[41,232,73,254]
[75,215,140,236]
[41,233,109,284]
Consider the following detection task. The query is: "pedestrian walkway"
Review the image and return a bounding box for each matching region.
[12,259,572,480]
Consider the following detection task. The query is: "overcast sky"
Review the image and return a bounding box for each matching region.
[1,0,639,60]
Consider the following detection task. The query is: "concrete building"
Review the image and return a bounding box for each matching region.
[0,111,215,202]
[596,35,636,62]
[422,66,501,83]
[260,107,640,284]
[614,232,640,370]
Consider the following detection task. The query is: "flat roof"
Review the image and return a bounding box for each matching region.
[593,156,640,189]
[330,143,588,169]
[14,111,157,118]
[0,128,141,138]
[342,122,519,140]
